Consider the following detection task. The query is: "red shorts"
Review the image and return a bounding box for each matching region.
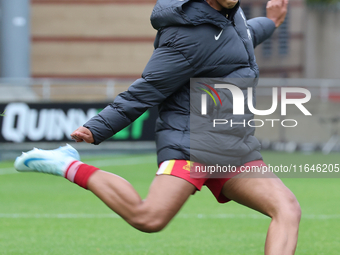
[156,160,266,203]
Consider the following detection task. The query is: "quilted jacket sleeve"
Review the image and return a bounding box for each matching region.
[247,17,276,48]
[83,46,195,144]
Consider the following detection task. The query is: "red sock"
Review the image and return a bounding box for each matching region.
[64,161,99,189]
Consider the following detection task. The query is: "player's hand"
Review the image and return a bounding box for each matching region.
[266,0,289,28]
[71,126,94,143]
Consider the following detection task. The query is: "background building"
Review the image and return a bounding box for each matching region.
[28,0,308,80]
[2,0,340,80]
[30,0,156,80]
[242,0,306,78]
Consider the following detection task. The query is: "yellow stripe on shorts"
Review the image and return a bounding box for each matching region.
[156,160,176,175]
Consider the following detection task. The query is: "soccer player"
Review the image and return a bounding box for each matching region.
[15,0,300,254]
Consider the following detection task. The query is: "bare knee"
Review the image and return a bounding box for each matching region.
[127,208,169,233]
[131,217,167,233]
[272,191,301,225]
[288,195,301,223]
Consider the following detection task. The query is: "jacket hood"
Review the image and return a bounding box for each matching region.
[151,0,240,30]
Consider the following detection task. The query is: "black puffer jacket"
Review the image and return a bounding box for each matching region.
[84,0,276,166]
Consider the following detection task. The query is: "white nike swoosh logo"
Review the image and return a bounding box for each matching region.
[215,30,223,40]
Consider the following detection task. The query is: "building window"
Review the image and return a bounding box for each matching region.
[278,8,290,56]
[262,4,272,57]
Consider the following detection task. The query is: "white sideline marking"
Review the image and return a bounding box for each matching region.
[0,214,121,219]
[0,213,339,220]
[0,155,156,176]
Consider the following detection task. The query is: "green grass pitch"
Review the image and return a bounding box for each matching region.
[1,151,340,255]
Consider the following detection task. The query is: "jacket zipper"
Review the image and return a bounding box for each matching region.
[231,21,258,78]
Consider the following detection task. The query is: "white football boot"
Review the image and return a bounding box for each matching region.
[14,144,80,177]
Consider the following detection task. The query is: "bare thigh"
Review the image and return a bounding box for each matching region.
[221,171,299,217]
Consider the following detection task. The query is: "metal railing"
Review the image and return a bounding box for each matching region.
[0,78,340,102]
[0,78,136,102]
